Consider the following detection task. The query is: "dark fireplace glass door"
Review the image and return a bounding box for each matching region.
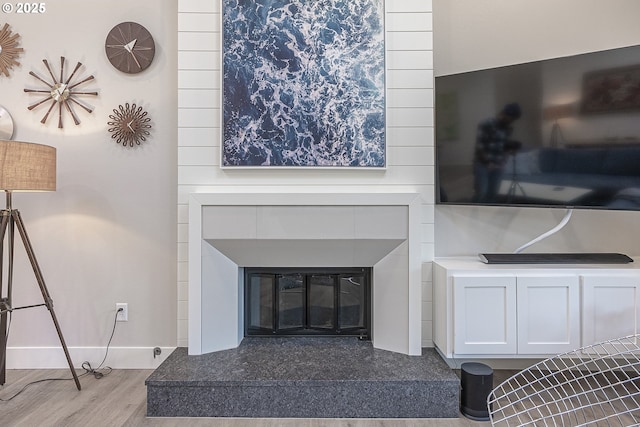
[309,275,335,330]
[277,273,305,331]
[245,268,370,337]
[247,274,273,331]
[339,274,366,329]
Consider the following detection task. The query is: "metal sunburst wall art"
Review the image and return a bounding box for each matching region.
[0,23,23,77]
[24,57,98,128]
[107,103,152,147]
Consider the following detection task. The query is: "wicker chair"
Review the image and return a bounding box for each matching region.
[488,334,640,426]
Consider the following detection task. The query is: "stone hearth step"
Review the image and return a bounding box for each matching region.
[145,337,460,418]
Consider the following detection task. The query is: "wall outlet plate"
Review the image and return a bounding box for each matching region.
[116,303,128,321]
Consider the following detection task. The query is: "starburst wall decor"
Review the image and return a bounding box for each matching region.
[0,23,23,77]
[107,103,152,147]
[24,57,98,128]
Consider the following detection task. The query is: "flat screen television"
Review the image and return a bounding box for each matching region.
[435,44,640,213]
[435,45,640,263]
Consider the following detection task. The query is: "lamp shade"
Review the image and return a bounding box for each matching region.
[543,103,575,121]
[0,140,56,191]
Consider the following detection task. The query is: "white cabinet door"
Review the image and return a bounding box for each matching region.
[453,275,517,354]
[582,275,640,347]
[517,276,580,354]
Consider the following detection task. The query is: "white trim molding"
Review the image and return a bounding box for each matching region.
[189,191,423,356]
[6,346,177,370]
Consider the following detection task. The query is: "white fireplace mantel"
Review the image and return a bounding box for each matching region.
[189,192,422,356]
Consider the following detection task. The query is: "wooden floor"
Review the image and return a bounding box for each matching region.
[0,369,489,427]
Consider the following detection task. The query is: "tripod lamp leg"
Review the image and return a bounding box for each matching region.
[12,210,81,391]
[0,210,10,385]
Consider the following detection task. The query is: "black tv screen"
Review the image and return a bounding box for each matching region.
[435,44,640,211]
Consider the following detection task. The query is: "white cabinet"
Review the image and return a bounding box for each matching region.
[516,275,580,354]
[453,276,517,354]
[434,258,640,359]
[582,275,640,347]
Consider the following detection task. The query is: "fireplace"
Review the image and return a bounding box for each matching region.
[188,192,422,356]
[245,267,371,337]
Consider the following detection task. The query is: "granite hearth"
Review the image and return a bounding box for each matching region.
[163,192,460,419]
[146,337,460,418]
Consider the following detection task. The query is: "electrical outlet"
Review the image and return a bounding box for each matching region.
[116,303,128,322]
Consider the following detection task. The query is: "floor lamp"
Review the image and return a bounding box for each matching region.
[543,102,574,147]
[0,140,81,390]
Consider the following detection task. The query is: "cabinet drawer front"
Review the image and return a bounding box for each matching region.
[582,276,640,350]
[453,276,517,354]
[517,276,580,354]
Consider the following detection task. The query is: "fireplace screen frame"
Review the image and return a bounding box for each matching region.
[244,267,371,338]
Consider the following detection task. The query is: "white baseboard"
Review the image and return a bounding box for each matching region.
[5,346,177,370]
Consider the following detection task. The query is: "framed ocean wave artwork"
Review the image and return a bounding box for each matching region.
[222,0,385,168]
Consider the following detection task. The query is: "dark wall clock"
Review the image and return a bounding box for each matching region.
[107,103,152,147]
[105,22,155,74]
[24,57,98,128]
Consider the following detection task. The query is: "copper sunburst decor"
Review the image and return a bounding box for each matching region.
[107,103,152,147]
[24,57,98,128]
[0,23,24,77]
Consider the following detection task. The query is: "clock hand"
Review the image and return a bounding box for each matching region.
[126,120,134,132]
[50,83,68,102]
[122,39,144,69]
[124,39,137,53]
[129,50,142,70]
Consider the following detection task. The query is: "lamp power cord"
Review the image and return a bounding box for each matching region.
[80,307,122,379]
[0,307,122,401]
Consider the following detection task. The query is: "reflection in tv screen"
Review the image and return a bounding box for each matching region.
[435,44,640,211]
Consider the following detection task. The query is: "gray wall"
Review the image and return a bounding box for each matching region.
[1,0,177,368]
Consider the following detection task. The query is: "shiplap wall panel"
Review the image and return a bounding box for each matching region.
[386,13,432,31]
[387,127,434,146]
[178,52,220,70]
[422,203,435,223]
[178,13,218,31]
[387,0,431,12]
[389,147,434,166]
[179,128,219,147]
[178,33,220,51]
[178,0,434,348]
[178,70,219,88]
[422,224,435,243]
[178,147,217,166]
[387,70,434,88]
[387,51,433,69]
[179,0,218,13]
[179,89,220,109]
[388,108,433,128]
[387,32,433,51]
[388,89,434,108]
[178,110,220,129]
